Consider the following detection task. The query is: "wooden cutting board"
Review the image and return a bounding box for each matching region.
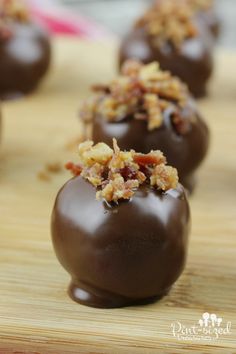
[0,38,235,354]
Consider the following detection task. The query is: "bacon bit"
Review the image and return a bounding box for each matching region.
[119,166,138,180]
[65,162,82,176]
[66,139,178,202]
[96,175,139,203]
[134,152,166,166]
[80,60,189,134]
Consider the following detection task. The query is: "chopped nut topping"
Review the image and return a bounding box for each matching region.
[66,139,179,203]
[187,0,213,11]
[0,0,29,39]
[150,164,178,191]
[136,0,199,47]
[80,60,190,134]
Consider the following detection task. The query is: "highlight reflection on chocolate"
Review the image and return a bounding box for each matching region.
[119,0,215,98]
[197,7,220,39]
[51,141,191,308]
[0,1,51,99]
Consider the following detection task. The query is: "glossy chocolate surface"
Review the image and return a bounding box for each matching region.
[93,99,209,193]
[197,8,220,39]
[119,25,214,98]
[0,111,2,146]
[51,177,190,308]
[0,22,51,99]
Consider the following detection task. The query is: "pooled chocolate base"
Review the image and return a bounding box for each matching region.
[93,100,209,193]
[0,22,51,99]
[119,27,214,98]
[52,178,190,308]
[69,281,169,308]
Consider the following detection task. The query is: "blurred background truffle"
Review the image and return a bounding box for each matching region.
[0,0,51,99]
[119,0,215,98]
[60,0,235,49]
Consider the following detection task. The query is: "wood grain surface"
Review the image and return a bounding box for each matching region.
[0,38,235,354]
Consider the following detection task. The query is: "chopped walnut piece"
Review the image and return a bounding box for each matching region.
[144,94,163,130]
[80,60,190,135]
[96,175,139,203]
[150,164,178,191]
[78,141,113,167]
[121,59,143,77]
[66,139,179,202]
[136,0,198,47]
[186,0,213,11]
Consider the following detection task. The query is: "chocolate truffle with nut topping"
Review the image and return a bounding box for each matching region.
[119,0,214,98]
[0,0,51,99]
[51,140,190,308]
[81,60,209,192]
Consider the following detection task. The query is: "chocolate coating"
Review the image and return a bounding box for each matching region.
[119,25,214,98]
[93,99,209,193]
[51,177,190,308]
[197,8,220,39]
[0,110,2,146]
[0,22,51,99]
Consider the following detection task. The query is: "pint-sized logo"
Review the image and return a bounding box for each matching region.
[171,312,232,341]
[198,313,222,328]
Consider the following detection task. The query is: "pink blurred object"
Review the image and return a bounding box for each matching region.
[26,0,114,39]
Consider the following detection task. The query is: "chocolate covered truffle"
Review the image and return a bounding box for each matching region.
[0,0,51,99]
[119,0,214,98]
[51,140,190,308]
[81,60,209,192]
